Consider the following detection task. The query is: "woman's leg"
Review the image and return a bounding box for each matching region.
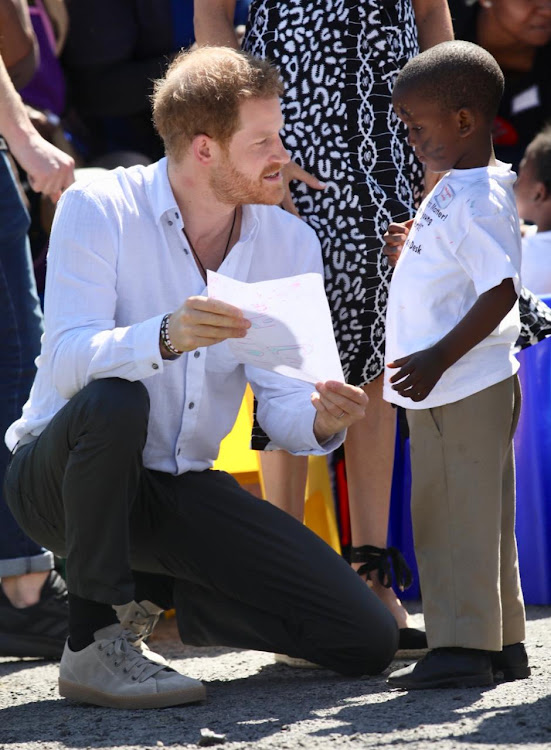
[258,451,308,521]
[344,373,413,628]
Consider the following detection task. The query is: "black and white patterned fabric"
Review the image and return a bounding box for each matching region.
[244,0,423,386]
[518,288,551,350]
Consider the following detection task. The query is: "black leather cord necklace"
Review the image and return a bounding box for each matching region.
[183,207,237,281]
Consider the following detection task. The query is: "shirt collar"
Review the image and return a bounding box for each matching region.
[145,157,179,225]
[144,157,262,243]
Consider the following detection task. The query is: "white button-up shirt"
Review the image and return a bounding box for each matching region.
[6,159,344,472]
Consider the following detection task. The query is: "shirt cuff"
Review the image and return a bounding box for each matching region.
[131,313,167,378]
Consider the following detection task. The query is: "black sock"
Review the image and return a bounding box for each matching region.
[68,593,119,651]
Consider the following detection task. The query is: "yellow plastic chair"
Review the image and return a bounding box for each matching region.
[214,386,264,491]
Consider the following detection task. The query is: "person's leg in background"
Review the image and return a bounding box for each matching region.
[345,374,415,629]
[0,150,68,659]
[258,451,308,522]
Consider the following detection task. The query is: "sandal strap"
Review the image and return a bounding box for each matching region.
[350,544,413,591]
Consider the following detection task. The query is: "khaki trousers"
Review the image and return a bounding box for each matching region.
[406,375,525,651]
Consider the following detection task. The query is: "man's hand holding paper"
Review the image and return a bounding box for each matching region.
[311,380,367,443]
[207,271,368,441]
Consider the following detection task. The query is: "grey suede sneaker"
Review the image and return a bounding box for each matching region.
[59,624,206,709]
[113,600,168,665]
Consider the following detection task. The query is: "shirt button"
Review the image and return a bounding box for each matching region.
[168,220,173,226]
[188,402,195,409]
[152,363,159,370]
[194,350,200,358]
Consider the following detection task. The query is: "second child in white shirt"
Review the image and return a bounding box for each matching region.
[514,124,551,297]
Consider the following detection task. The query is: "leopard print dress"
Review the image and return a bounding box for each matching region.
[244,0,423,386]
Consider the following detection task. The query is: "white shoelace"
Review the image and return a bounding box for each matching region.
[124,608,160,644]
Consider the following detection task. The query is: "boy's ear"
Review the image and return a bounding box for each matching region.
[456,108,475,138]
[534,181,549,203]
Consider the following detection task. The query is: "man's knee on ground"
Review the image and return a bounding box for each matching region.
[306,616,399,676]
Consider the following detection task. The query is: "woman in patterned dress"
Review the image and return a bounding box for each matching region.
[195,1,454,642]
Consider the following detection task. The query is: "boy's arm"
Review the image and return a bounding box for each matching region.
[389,278,518,402]
[194,0,240,48]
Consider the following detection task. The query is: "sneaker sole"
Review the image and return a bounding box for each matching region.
[58,678,206,709]
[0,633,64,660]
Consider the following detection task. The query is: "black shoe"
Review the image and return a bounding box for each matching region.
[398,628,428,656]
[387,647,494,690]
[0,570,68,659]
[491,643,531,681]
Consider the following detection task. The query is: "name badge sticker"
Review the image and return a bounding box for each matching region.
[435,184,455,210]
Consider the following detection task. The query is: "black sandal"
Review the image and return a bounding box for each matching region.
[351,545,428,656]
[350,544,413,591]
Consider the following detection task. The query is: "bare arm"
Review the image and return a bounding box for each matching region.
[194,0,240,48]
[412,0,454,51]
[0,52,74,201]
[0,0,37,88]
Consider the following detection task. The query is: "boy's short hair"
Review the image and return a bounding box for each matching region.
[527,123,551,192]
[393,40,504,121]
[152,46,284,159]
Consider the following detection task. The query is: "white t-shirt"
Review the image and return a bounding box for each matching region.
[521,229,551,296]
[384,162,521,410]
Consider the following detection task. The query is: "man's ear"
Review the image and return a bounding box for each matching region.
[192,134,215,165]
[457,108,475,138]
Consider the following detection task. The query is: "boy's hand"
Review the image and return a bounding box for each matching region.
[387,346,446,402]
[383,219,414,267]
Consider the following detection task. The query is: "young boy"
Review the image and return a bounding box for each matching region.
[515,124,551,296]
[382,40,530,690]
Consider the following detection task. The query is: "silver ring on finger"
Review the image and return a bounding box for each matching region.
[337,410,346,419]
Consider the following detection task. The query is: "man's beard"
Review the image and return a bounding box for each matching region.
[210,153,285,206]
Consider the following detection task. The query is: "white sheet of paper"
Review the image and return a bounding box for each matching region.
[207,271,344,384]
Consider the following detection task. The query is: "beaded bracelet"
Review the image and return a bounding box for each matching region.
[160,313,184,358]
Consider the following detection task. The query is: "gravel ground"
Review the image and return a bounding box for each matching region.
[1,604,550,750]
